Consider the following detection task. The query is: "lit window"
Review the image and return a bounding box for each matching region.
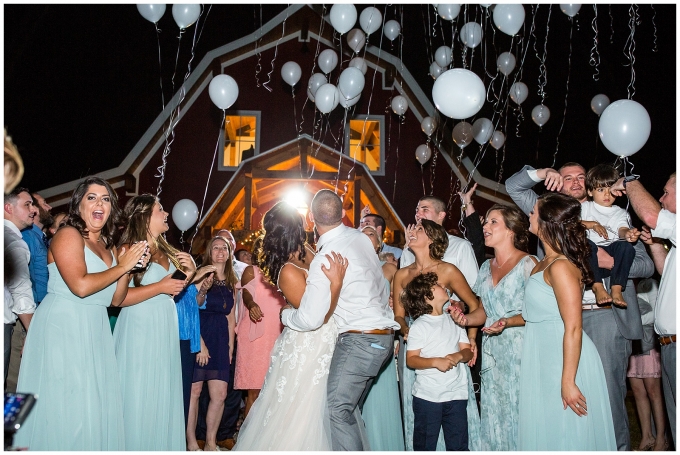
[220,111,261,169]
[345,115,385,175]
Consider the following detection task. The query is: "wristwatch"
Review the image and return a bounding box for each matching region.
[623,174,640,188]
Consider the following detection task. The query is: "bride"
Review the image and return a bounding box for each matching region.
[232,201,347,451]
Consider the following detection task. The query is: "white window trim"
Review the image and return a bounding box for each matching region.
[219,110,262,170]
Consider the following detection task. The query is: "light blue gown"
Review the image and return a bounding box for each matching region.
[518,264,617,450]
[14,247,126,450]
[473,256,535,451]
[399,300,481,450]
[113,262,186,451]
[361,262,405,451]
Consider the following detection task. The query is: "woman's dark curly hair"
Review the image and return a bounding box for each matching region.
[401,272,439,320]
[420,219,448,260]
[485,204,530,253]
[257,201,308,287]
[66,177,122,248]
[536,193,593,284]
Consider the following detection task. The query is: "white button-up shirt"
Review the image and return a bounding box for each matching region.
[4,220,37,324]
[281,223,400,333]
[651,209,676,336]
[400,233,479,299]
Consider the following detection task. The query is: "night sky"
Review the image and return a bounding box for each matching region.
[4,4,677,203]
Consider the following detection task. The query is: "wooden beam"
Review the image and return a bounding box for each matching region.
[252,169,342,180]
[353,177,361,227]
[244,175,252,230]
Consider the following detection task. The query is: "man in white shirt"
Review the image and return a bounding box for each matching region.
[4,187,37,386]
[359,212,402,260]
[281,189,400,451]
[611,172,676,445]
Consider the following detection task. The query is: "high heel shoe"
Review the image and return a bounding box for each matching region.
[634,441,655,451]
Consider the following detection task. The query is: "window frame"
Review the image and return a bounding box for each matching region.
[344,114,385,176]
[219,110,262,170]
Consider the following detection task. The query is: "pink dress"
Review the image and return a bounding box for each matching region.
[234,266,286,390]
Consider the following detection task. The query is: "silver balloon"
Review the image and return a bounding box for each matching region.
[349,57,368,75]
[509,81,528,105]
[415,144,432,164]
[472,118,494,144]
[137,4,166,23]
[560,4,582,17]
[531,104,551,127]
[490,131,506,150]
[452,121,474,149]
[421,116,438,137]
[497,52,516,76]
[590,94,610,116]
[459,22,483,48]
[346,28,366,53]
[437,4,461,21]
[383,19,401,41]
[435,46,453,68]
[391,96,409,116]
[429,61,444,80]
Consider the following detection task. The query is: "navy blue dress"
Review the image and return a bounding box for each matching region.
[193,282,234,383]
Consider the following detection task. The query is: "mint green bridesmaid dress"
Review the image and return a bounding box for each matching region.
[518,266,616,450]
[113,261,185,451]
[14,247,125,450]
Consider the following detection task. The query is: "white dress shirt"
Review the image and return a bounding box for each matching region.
[4,220,37,324]
[400,233,479,300]
[281,223,400,333]
[651,209,675,336]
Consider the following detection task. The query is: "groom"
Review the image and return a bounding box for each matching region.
[280,189,400,451]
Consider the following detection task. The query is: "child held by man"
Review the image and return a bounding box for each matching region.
[401,272,472,451]
[581,164,640,308]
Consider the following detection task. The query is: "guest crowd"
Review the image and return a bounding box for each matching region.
[4,128,676,452]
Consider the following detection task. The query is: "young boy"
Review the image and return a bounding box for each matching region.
[401,272,472,451]
[581,164,640,308]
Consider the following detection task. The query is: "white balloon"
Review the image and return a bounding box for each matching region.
[383,19,401,41]
[359,7,382,35]
[452,122,474,149]
[460,22,483,48]
[281,61,302,86]
[172,199,199,231]
[531,104,551,127]
[172,4,201,30]
[339,90,361,109]
[421,116,438,137]
[493,4,525,36]
[429,61,444,80]
[560,4,582,17]
[590,94,610,116]
[481,4,491,7]
[318,49,338,74]
[434,46,453,68]
[349,57,368,75]
[509,81,528,105]
[497,52,516,76]
[314,84,340,114]
[208,74,239,110]
[490,131,506,150]
[329,4,357,34]
[307,73,327,102]
[137,4,166,23]
[346,28,366,53]
[438,4,461,21]
[391,95,408,116]
[472,118,494,144]
[598,99,651,158]
[416,144,432,164]
[432,69,486,119]
[338,67,365,100]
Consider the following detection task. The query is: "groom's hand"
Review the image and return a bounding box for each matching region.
[280,303,293,323]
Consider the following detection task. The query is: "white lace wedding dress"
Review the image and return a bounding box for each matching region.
[233,317,337,451]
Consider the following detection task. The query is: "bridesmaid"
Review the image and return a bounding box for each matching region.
[14,177,147,450]
[450,205,537,450]
[496,193,616,450]
[359,225,404,451]
[186,236,237,452]
[234,238,286,419]
[113,194,196,451]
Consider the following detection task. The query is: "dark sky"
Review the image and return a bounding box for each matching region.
[4,4,677,201]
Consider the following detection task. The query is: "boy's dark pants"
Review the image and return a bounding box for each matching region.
[588,239,635,288]
[413,396,468,451]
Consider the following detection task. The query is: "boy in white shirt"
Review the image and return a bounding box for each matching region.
[402,272,472,451]
[581,164,640,308]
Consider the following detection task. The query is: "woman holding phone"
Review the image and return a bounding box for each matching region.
[186,235,238,452]
[113,194,198,451]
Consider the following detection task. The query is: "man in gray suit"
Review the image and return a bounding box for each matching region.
[506,162,654,451]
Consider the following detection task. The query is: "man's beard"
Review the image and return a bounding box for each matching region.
[37,206,53,227]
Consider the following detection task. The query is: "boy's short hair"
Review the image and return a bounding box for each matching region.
[585,164,620,192]
[401,272,439,320]
[378,251,395,262]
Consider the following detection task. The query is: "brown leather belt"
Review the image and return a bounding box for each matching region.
[659,335,676,346]
[582,303,612,311]
[346,329,395,335]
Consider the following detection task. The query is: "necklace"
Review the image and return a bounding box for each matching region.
[416,260,438,274]
[493,254,513,268]
[213,278,230,310]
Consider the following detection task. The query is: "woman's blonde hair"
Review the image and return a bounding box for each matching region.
[118,194,181,287]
